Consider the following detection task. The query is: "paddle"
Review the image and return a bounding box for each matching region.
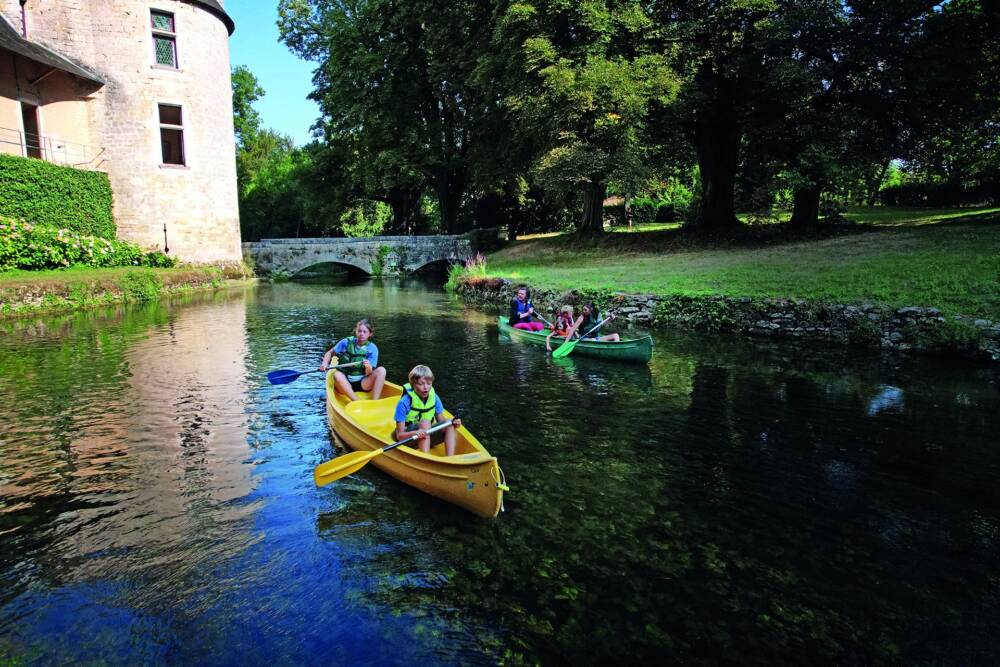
[534,312,555,329]
[267,361,362,385]
[313,419,455,486]
[551,314,614,358]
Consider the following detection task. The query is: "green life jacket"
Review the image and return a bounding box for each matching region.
[580,312,601,337]
[340,336,369,366]
[403,383,438,424]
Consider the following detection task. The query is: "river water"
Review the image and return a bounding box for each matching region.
[1,280,999,665]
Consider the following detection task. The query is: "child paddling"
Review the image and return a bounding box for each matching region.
[546,305,579,352]
[574,301,620,342]
[320,318,387,401]
[394,365,462,456]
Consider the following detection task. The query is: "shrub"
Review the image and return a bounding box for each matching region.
[0,154,114,238]
[902,317,985,353]
[119,270,162,302]
[340,200,391,237]
[370,244,393,276]
[879,179,1000,207]
[445,252,489,292]
[0,217,177,271]
[445,262,465,292]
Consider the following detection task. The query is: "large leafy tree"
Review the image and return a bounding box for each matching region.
[652,0,791,230]
[231,65,264,147]
[897,0,1000,199]
[495,1,679,235]
[278,0,497,234]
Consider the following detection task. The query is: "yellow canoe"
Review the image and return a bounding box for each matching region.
[324,372,506,518]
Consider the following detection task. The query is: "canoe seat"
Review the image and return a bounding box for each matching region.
[344,397,398,439]
[343,396,455,455]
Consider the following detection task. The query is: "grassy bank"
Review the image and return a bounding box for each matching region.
[479,207,1000,320]
[0,265,253,318]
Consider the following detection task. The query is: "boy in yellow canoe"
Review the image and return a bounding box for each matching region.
[393,365,461,456]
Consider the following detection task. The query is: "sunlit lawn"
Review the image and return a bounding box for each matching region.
[486,207,1000,318]
[0,266,197,286]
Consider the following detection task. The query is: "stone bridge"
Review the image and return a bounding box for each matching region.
[242,235,474,276]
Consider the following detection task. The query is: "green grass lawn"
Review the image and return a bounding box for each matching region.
[0,265,203,287]
[482,207,1000,319]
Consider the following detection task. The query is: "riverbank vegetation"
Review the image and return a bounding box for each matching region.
[464,207,1000,320]
[0,154,115,238]
[0,265,252,318]
[0,217,174,271]
[232,1,997,243]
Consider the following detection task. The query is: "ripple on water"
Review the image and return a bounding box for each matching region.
[1,282,999,665]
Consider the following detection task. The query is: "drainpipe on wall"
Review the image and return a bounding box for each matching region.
[19,0,27,38]
[163,224,169,254]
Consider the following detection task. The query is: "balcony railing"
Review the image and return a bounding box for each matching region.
[0,126,105,169]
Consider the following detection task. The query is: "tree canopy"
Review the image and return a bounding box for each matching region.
[240,0,998,239]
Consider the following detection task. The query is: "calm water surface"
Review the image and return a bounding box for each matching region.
[1,280,999,665]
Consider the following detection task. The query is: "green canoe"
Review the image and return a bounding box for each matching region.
[497,316,653,364]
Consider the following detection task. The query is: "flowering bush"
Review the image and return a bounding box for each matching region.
[445,252,489,292]
[464,252,488,277]
[0,217,176,271]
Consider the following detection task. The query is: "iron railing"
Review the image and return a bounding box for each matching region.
[0,126,105,169]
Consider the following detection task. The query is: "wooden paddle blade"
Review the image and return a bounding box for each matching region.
[267,369,302,385]
[313,448,383,486]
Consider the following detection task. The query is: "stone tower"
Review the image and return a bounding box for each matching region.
[0,0,241,263]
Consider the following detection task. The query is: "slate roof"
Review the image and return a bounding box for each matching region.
[0,15,104,85]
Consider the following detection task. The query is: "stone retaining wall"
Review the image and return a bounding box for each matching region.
[455,277,1000,363]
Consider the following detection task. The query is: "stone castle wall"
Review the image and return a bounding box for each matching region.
[0,0,241,263]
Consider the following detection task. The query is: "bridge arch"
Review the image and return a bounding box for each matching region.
[241,235,475,277]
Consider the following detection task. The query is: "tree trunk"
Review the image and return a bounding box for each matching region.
[384,188,421,235]
[577,180,606,236]
[789,187,821,227]
[690,66,741,230]
[434,168,466,234]
[866,161,890,206]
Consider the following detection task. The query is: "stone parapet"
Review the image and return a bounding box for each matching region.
[244,236,473,276]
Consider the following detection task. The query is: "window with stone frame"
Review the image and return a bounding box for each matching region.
[159,104,185,165]
[151,10,177,68]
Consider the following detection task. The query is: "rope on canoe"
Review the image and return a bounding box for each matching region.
[493,465,510,513]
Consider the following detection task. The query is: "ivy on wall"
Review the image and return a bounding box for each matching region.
[0,154,115,239]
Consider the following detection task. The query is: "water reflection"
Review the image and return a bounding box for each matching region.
[0,282,998,664]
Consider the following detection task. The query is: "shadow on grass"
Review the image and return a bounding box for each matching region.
[503,208,1000,259]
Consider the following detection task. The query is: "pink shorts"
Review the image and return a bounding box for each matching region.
[514,321,544,331]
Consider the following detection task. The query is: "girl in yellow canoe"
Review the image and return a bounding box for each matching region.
[393,365,462,456]
[320,318,387,401]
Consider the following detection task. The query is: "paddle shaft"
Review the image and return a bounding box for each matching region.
[285,361,362,378]
[267,361,364,385]
[385,418,455,453]
[534,312,555,328]
[575,314,614,340]
[321,361,363,373]
[314,418,457,484]
[552,314,615,358]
